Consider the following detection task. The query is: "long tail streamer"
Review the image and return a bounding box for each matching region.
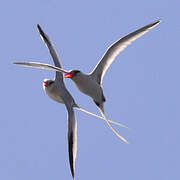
[99,108,129,144]
[75,106,129,129]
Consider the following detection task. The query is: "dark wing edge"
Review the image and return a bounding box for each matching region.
[37,24,64,81]
[66,104,77,179]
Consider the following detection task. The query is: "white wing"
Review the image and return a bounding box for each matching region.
[37,24,65,82]
[91,20,161,84]
[12,61,68,73]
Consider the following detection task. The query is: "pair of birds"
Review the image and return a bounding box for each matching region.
[13,19,161,179]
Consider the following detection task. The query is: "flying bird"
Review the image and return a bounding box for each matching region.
[13,24,129,179]
[63,20,161,119]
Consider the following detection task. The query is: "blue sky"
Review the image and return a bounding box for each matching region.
[1,0,179,179]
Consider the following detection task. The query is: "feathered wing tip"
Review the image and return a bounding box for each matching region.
[37,24,50,45]
[150,19,162,27]
[68,132,75,179]
[66,105,77,179]
[98,104,129,144]
[12,61,68,73]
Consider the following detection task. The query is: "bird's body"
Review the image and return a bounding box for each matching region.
[43,79,76,106]
[43,79,64,104]
[64,20,161,115]
[71,72,105,105]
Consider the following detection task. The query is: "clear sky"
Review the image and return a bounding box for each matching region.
[1,0,179,179]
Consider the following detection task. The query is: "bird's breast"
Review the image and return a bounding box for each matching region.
[72,75,103,102]
[43,85,64,104]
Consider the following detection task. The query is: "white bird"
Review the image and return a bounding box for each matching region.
[63,20,161,119]
[13,24,128,179]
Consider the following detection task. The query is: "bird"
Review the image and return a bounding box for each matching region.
[13,24,129,179]
[63,20,161,120]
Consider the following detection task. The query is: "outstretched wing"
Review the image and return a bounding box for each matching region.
[91,20,161,85]
[37,24,64,82]
[65,103,77,179]
[12,61,68,73]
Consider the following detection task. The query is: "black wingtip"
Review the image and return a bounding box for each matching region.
[68,132,75,179]
[37,24,44,36]
[37,24,51,46]
[12,61,20,65]
[152,19,162,26]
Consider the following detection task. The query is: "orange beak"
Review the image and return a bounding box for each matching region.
[64,72,72,78]
[43,81,48,87]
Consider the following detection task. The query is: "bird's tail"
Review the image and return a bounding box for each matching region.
[98,105,129,144]
[74,105,129,129]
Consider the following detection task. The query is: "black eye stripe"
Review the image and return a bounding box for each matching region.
[72,70,80,75]
[48,81,54,86]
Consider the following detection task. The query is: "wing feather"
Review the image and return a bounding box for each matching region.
[91,20,161,84]
[37,24,64,81]
[12,61,68,73]
[65,103,77,179]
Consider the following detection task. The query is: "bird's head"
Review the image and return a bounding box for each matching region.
[64,70,80,79]
[43,79,54,88]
